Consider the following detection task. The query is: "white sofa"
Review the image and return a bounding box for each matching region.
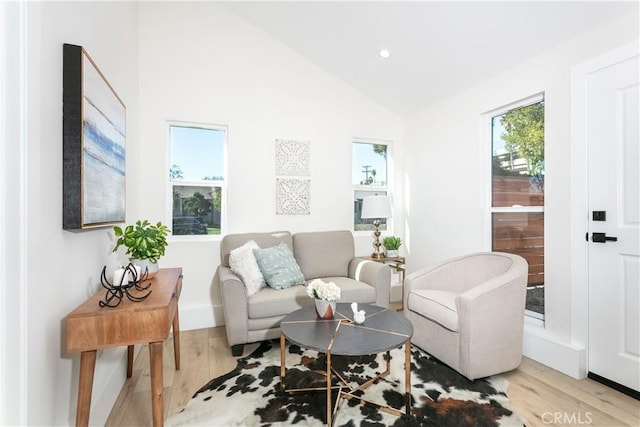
[217,230,391,356]
[404,252,528,380]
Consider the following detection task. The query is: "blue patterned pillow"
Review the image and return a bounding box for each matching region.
[253,242,305,290]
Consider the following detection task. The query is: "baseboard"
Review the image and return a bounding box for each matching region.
[522,322,586,379]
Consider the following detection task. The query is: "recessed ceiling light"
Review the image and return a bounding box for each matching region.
[379,49,391,59]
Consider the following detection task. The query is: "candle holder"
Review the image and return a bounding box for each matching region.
[98,263,152,308]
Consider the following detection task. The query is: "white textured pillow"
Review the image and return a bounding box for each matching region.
[229,240,266,296]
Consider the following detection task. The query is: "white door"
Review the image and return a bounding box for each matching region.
[587,49,640,393]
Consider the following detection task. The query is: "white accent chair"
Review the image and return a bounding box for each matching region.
[404,252,528,380]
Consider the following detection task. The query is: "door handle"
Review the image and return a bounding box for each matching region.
[591,232,618,243]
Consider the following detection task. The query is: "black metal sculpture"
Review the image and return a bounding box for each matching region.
[98,263,152,308]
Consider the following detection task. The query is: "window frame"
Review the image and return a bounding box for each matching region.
[167,121,227,241]
[352,138,392,234]
[483,93,545,321]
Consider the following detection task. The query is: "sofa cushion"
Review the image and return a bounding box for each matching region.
[293,230,354,280]
[408,289,459,332]
[229,240,265,296]
[253,242,305,290]
[248,285,310,319]
[328,277,377,305]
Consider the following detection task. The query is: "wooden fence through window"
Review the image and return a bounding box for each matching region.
[492,176,544,286]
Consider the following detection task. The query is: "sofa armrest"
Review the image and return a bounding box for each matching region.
[217,265,249,347]
[348,258,391,308]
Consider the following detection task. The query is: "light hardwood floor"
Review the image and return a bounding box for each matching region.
[106,326,639,427]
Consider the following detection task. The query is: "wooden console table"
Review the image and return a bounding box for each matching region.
[66,267,183,427]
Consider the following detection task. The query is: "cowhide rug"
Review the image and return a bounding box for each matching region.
[166,339,523,427]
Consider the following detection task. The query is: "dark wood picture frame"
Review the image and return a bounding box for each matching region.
[63,43,126,230]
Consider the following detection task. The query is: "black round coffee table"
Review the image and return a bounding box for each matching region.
[280,303,413,426]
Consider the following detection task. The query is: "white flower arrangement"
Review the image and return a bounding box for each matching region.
[306,279,341,302]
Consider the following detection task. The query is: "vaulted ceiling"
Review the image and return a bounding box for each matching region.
[223,1,638,114]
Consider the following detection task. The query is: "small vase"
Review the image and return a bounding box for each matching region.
[314,299,336,319]
[386,250,399,258]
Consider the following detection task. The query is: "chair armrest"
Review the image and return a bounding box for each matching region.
[217,266,249,347]
[456,266,528,377]
[348,258,391,308]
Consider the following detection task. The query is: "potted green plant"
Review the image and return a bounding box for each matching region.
[113,220,170,276]
[382,236,402,258]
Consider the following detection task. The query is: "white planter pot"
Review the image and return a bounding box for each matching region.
[385,249,399,258]
[314,299,337,319]
[131,259,159,278]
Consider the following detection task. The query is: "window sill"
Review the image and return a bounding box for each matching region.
[168,234,222,243]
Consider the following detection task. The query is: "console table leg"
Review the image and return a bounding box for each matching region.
[172,308,181,370]
[149,341,164,427]
[76,350,97,427]
[127,345,134,378]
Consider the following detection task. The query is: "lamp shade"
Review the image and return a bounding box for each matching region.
[361,195,391,219]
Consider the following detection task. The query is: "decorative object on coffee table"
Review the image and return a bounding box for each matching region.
[307,279,340,319]
[113,220,170,277]
[361,195,392,258]
[314,299,336,319]
[351,301,366,324]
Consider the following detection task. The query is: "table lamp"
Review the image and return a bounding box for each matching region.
[361,195,391,259]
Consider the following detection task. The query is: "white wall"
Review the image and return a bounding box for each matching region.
[137,2,404,330]
[2,1,139,425]
[403,12,638,377]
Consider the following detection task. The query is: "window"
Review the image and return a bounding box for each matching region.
[489,95,544,317]
[352,140,388,231]
[169,123,226,236]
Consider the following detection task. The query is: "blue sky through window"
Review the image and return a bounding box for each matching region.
[352,142,387,186]
[170,125,225,181]
[492,116,507,155]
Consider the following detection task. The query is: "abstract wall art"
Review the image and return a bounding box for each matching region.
[63,43,126,230]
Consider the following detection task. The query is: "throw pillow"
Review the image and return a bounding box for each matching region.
[253,242,305,290]
[229,240,265,296]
